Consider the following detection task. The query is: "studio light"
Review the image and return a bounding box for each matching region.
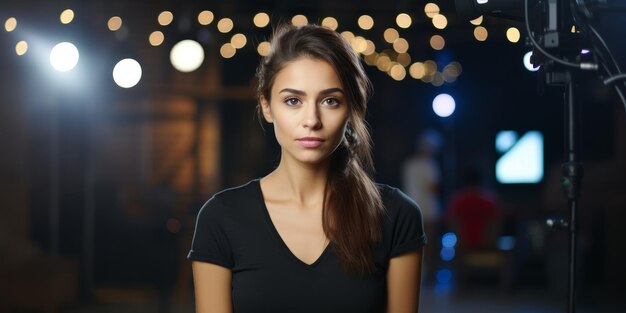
[455,0,524,20]
[523,51,540,71]
[50,42,79,72]
[433,93,456,117]
[170,39,205,72]
[113,58,142,88]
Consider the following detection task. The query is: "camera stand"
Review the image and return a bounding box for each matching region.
[545,68,583,313]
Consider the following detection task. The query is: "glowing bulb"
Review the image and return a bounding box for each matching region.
[430,35,445,50]
[5,17,17,32]
[384,28,399,43]
[158,11,173,26]
[217,18,234,33]
[363,40,376,55]
[198,11,214,25]
[220,43,236,58]
[523,51,540,71]
[390,64,406,81]
[432,14,448,29]
[474,26,488,41]
[149,31,164,46]
[257,41,271,56]
[15,41,28,56]
[108,16,122,31]
[113,58,142,88]
[254,12,270,27]
[506,27,521,43]
[470,16,483,25]
[424,3,440,18]
[291,15,308,26]
[231,33,247,49]
[358,15,374,30]
[322,17,338,30]
[393,38,409,53]
[50,42,79,72]
[396,13,412,29]
[397,53,411,67]
[60,9,74,24]
[341,31,355,42]
[432,93,456,117]
[170,40,205,72]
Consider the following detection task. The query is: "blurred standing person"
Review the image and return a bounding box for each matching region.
[446,168,502,250]
[402,130,442,281]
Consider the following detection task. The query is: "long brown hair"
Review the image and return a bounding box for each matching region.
[255,24,385,275]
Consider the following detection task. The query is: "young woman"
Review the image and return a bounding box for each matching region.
[188,24,426,313]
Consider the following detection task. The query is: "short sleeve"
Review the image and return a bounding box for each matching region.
[388,188,427,258]
[187,196,234,268]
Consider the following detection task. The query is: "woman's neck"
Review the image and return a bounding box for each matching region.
[262,158,330,209]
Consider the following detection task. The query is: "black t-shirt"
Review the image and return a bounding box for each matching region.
[188,179,426,313]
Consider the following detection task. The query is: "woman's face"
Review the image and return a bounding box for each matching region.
[261,57,349,167]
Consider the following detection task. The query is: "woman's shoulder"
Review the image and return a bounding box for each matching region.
[199,179,261,215]
[376,183,418,206]
[376,183,422,217]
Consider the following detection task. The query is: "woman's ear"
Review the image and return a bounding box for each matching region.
[260,96,273,123]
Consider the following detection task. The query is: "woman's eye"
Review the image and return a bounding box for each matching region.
[285,98,300,106]
[323,98,340,106]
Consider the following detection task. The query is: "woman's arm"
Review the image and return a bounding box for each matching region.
[192,261,233,313]
[386,249,423,313]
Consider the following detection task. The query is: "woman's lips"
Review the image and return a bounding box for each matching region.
[296,137,324,148]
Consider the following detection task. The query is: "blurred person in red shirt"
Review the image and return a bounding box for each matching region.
[446,169,502,249]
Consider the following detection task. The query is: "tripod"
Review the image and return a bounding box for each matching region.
[545,69,583,313]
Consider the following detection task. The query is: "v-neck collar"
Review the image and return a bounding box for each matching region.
[254,178,331,269]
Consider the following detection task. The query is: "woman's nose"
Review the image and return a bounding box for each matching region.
[302,103,322,130]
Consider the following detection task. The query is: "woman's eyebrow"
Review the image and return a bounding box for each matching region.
[279,87,344,95]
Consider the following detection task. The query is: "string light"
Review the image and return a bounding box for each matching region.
[376,55,392,72]
[4,17,17,32]
[220,43,236,58]
[424,3,440,18]
[198,11,214,25]
[470,16,483,25]
[410,62,426,79]
[231,33,247,49]
[474,26,488,41]
[358,15,374,30]
[149,31,164,46]
[396,13,412,29]
[158,11,174,26]
[432,72,444,86]
[430,35,445,50]
[432,14,448,29]
[60,9,74,24]
[257,41,271,56]
[321,17,338,30]
[424,60,438,75]
[217,18,234,33]
[9,8,469,85]
[390,64,406,81]
[397,53,411,67]
[341,31,355,43]
[254,12,270,28]
[383,28,399,43]
[392,38,409,53]
[108,16,122,31]
[15,41,28,56]
[364,53,378,66]
[363,40,376,55]
[292,15,308,26]
[352,36,368,53]
[506,27,521,43]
